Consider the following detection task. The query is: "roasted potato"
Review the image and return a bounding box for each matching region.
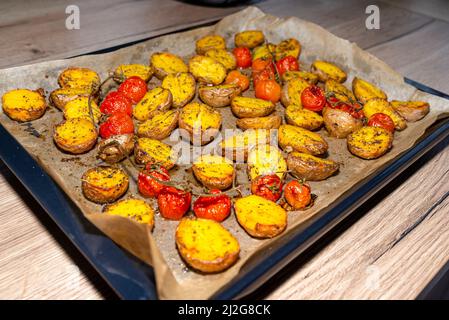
[363,98,407,130]
[234,30,265,49]
[97,133,134,164]
[160,72,195,108]
[150,52,188,80]
[220,129,271,162]
[103,198,154,228]
[205,49,236,71]
[188,55,227,85]
[234,195,287,238]
[278,124,328,155]
[53,118,98,154]
[2,88,47,122]
[63,96,101,124]
[58,67,101,92]
[352,77,387,104]
[196,35,226,55]
[231,96,275,118]
[134,137,177,169]
[252,44,273,61]
[282,70,319,84]
[82,166,129,204]
[192,154,235,190]
[198,84,241,108]
[324,79,356,103]
[179,102,222,145]
[113,64,153,82]
[322,106,363,138]
[247,144,287,180]
[390,100,430,122]
[311,60,346,83]
[236,114,282,130]
[287,151,339,181]
[285,103,323,131]
[137,109,179,140]
[280,77,310,107]
[49,87,94,111]
[176,217,240,273]
[275,38,301,61]
[347,126,393,160]
[133,87,172,122]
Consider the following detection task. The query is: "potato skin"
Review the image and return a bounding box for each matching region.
[161,72,196,108]
[285,103,323,131]
[347,126,393,160]
[234,30,265,49]
[137,109,179,140]
[198,84,241,108]
[363,98,407,130]
[196,35,226,55]
[287,152,339,181]
[2,88,47,122]
[50,87,95,111]
[179,102,222,145]
[53,118,98,154]
[281,78,310,107]
[192,155,234,190]
[322,106,363,138]
[82,166,129,204]
[390,100,430,122]
[311,60,347,83]
[220,129,271,162]
[231,96,275,118]
[97,133,134,164]
[150,52,188,80]
[352,77,387,104]
[189,55,227,85]
[278,124,328,155]
[236,114,282,130]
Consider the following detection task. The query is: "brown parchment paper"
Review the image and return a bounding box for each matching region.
[1,7,449,299]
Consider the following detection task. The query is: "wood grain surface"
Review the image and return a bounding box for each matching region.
[1,0,449,300]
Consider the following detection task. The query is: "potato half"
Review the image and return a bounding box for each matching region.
[280,77,310,107]
[285,103,323,131]
[234,30,265,48]
[133,87,172,122]
[347,126,393,160]
[63,96,101,124]
[282,71,319,84]
[192,154,235,190]
[49,87,94,111]
[236,114,282,130]
[363,98,407,130]
[137,109,179,140]
[311,60,347,83]
[53,118,98,154]
[161,72,196,108]
[113,64,153,82]
[278,124,328,155]
[275,38,301,61]
[220,129,271,162]
[97,133,134,164]
[103,198,155,228]
[390,100,430,122]
[189,55,227,85]
[247,144,287,180]
[252,44,273,61]
[352,77,387,104]
[322,106,363,138]
[82,166,129,204]
[198,84,241,108]
[2,88,47,122]
[179,102,222,145]
[324,79,356,103]
[287,152,339,181]
[58,67,101,92]
[205,49,237,71]
[150,52,188,80]
[231,96,275,118]
[196,35,226,55]
[134,137,177,169]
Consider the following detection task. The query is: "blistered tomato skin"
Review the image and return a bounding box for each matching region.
[138,164,171,198]
[276,56,299,76]
[99,113,134,139]
[233,47,252,69]
[250,174,283,202]
[118,76,148,104]
[301,85,326,112]
[284,180,311,210]
[368,113,395,133]
[157,187,192,220]
[100,91,133,116]
[193,190,232,222]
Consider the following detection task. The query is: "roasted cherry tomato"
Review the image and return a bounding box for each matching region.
[232,47,252,68]
[368,113,395,133]
[117,76,147,104]
[254,79,281,103]
[193,190,231,222]
[250,174,283,202]
[275,56,299,76]
[157,186,192,220]
[99,112,134,139]
[252,67,276,88]
[225,70,250,91]
[138,163,170,198]
[252,58,275,74]
[327,97,364,119]
[284,180,311,210]
[100,91,133,116]
[301,85,326,112]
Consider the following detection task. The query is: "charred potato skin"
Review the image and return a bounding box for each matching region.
[137,109,179,140]
[391,100,430,122]
[278,124,328,155]
[2,88,47,122]
[198,84,241,108]
[352,77,387,104]
[347,126,393,160]
[81,166,129,204]
[287,152,339,181]
[285,103,323,131]
[322,106,363,138]
[363,98,407,131]
[195,35,226,55]
[58,67,101,92]
[311,60,347,83]
[188,55,227,85]
[179,102,222,145]
[53,118,98,154]
[236,114,282,130]
[231,96,275,118]
[192,155,235,190]
[234,30,265,49]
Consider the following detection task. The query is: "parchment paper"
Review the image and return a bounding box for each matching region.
[1,7,449,299]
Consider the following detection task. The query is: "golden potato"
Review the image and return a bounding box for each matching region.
[287,152,339,181]
[275,38,301,61]
[198,84,241,108]
[103,198,154,228]
[196,35,226,55]
[134,137,177,169]
[133,87,172,121]
[97,133,134,164]
[324,79,356,103]
[347,126,393,160]
[205,49,236,71]
[189,55,227,85]
[58,67,101,92]
[247,144,287,180]
[176,217,240,273]
[390,100,430,122]
[150,52,188,80]
[234,195,287,238]
[252,44,273,61]
[49,87,94,111]
[2,88,47,122]
[282,71,319,84]
[280,77,310,107]
[352,77,387,104]
[192,154,235,190]
[322,106,363,138]
[311,60,347,83]
[82,166,129,204]
[278,124,328,155]
[179,102,222,145]
[161,72,196,108]
[53,118,98,154]
[236,114,282,130]
[113,64,153,82]
[63,96,101,124]
[285,103,323,131]
[363,98,407,130]
[220,129,271,162]
[137,109,179,140]
[231,96,275,118]
[234,30,265,49]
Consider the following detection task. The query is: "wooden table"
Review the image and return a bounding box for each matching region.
[1,0,449,300]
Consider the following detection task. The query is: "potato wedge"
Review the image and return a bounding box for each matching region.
[285,103,323,131]
[103,198,154,228]
[311,60,346,83]
[133,87,172,121]
[390,100,430,122]
[322,106,363,138]
[236,114,282,130]
[205,49,236,71]
[275,38,301,61]
[161,72,196,108]
[49,87,94,111]
[97,133,134,164]
[113,64,153,82]
[287,151,339,181]
[280,77,310,107]
[247,144,287,180]
[234,30,265,49]
[176,217,239,273]
[2,88,47,122]
[352,77,387,104]
[192,154,235,190]
[189,55,227,85]
[363,98,407,130]
[53,118,98,154]
[234,195,287,238]
[150,52,188,80]
[63,96,101,124]
[82,166,129,204]
[347,126,393,159]
[58,67,101,92]
[278,124,328,155]
[324,79,356,103]
[137,109,179,140]
[179,102,222,145]
[134,137,177,169]
[220,129,271,162]
[198,84,241,108]
[231,96,275,118]
[282,71,319,84]
[196,35,226,55]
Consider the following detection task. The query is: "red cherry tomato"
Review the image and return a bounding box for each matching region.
[252,58,275,74]
[250,174,283,202]
[193,190,231,222]
[301,85,326,112]
[275,56,299,76]
[100,91,133,116]
[368,113,395,132]
[284,180,311,210]
[138,163,170,198]
[326,97,364,119]
[254,79,281,103]
[157,186,192,220]
[252,67,276,88]
[99,113,134,139]
[232,47,252,68]
[117,76,147,104]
